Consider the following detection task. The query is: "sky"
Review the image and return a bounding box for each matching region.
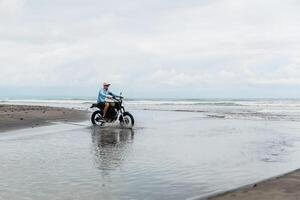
[0,0,300,99]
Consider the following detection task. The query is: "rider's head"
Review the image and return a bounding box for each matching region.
[103,82,110,90]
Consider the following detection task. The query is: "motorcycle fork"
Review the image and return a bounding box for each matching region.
[118,109,125,122]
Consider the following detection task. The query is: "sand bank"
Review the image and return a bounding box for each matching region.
[204,169,300,200]
[0,104,88,132]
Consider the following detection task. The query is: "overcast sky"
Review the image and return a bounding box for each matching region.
[1,0,300,99]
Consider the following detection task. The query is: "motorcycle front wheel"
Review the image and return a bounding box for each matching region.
[121,112,135,127]
[91,110,105,126]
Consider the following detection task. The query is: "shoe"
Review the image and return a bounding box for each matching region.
[101,116,108,122]
[96,116,105,122]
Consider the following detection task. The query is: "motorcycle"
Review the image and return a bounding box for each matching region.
[90,95,134,127]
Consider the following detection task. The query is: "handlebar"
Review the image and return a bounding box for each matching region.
[113,96,123,99]
[112,96,123,102]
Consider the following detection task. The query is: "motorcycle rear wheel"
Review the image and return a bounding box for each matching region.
[91,110,105,126]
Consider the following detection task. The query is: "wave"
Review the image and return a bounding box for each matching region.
[161,102,243,106]
[2,98,300,122]
[3,98,300,106]
[126,101,245,106]
[140,107,300,121]
[207,114,226,118]
[142,108,206,113]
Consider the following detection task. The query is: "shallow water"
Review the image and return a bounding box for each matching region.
[1,110,300,200]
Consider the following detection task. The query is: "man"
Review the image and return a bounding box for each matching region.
[97,82,117,119]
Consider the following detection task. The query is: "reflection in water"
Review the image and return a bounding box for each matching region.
[91,127,134,171]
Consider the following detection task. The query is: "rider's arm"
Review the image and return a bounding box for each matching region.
[108,91,117,98]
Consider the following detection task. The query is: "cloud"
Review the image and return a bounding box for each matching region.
[0,0,25,17]
[0,0,300,98]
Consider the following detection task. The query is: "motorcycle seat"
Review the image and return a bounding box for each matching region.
[90,103,105,109]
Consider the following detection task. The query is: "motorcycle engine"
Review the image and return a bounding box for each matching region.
[107,108,118,120]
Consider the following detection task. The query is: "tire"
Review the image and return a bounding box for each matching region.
[91,110,104,126]
[122,112,134,127]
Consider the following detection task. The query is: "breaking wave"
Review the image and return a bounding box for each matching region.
[1,98,300,122]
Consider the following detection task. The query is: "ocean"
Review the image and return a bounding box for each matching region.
[2,98,300,122]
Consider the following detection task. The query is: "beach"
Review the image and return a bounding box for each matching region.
[0,104,88,132]
[205,169,300,200]
[1,100,300,199]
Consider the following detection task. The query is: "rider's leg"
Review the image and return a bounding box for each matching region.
[103,102,110,118]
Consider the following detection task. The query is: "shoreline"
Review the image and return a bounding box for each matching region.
[0,104,88,132]
[199,168,300,200]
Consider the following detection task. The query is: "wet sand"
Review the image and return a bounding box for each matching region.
[203,169,300,200]
[0,104,88,132]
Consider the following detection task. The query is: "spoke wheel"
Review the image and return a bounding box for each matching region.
[121,112,134,127]
[91,110,105,126]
